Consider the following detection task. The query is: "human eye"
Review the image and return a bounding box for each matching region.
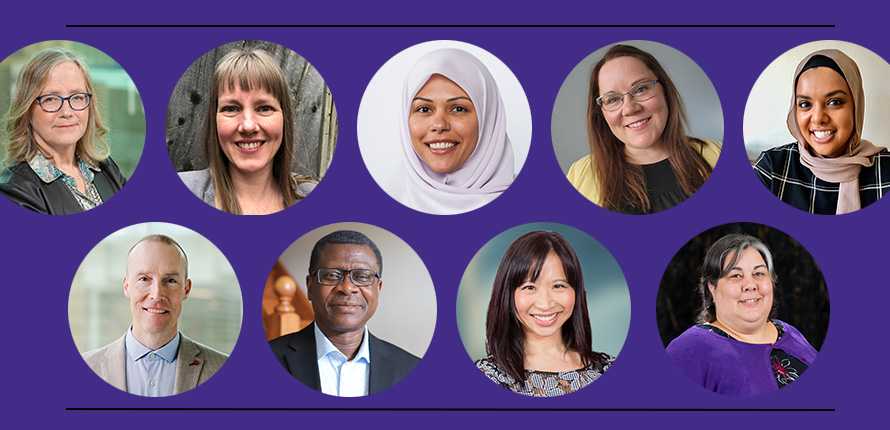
[827,98,845,107]
[553,283,571,289]
[258,105,276,113]
[519,284,536,291]
[414,105,432,114]
[320,270,342,282]
[797,100,811,109]
[219,105,239,114]
[633,82,652,94]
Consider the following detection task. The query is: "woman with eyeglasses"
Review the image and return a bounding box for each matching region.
[566,45,721,214]
[753,49,889,214]
[0,48,126,214]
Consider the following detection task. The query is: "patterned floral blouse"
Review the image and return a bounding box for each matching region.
[28,151,104,211]
[475,353,614,397]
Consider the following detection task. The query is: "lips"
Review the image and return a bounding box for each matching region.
[236,140,265,150]
[810,130,836,143]
[531,312,561,326]
[424,139,459,154]
[143,307,169,314]
[739,298,761,305]
[625,118,650,130]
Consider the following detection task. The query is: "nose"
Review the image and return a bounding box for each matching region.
[742,275,758,292]
[57,100,75,117]
[238,111,258,132]
[430,110,450,132]
[535,287,556,309]
[148,280,163,300]
[333,275,359,294]
[620,93,642,115]
[812,104,829,124]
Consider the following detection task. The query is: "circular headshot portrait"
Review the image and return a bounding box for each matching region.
[357,40,532,215]
[745,40,890,215]
[264,222,436,397]
[457,223,630,397]
[656,222,829,397]
[552,40,724,215]
[166,40,337,215]
[0,40,145,215]
[69,222,242,397]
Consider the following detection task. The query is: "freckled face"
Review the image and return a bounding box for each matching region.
[124,241,191,344]
[408,74,479,174]
[513,253,575,341]
[217,83,284,175]
[709,248,774,333]
[597,57,668,159]
[795,67,855,158]
[30,61,89,151]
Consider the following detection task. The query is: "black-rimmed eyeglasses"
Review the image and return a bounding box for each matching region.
[311,268,380,287]
[596,80,659,112]
[35,93,92,113]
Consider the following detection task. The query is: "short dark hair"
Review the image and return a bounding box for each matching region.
[126,234,189,278]
[485,230,607,383]
[308,230,383,277]
[697,233,778,324]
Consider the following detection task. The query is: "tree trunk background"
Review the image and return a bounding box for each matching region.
[165,40,336,179]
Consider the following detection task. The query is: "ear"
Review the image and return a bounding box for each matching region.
[123,276,130,298]
[306,275,313,300]
[708,283,716,295]
[183,279,192,300]
[376,279,383,295]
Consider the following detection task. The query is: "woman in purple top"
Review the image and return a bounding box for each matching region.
[666,233,817,396]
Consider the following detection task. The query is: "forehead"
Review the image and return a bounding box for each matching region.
[796,67,850,94]
[598,56,655,92]
[218,80,277,100]
[722,247,766,269]
[415,74,471,100]
[42,61,86,91]
[318,243,378,270]
[127,241,187,273]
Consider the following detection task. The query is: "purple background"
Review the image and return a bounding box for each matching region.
[3,1,880,427]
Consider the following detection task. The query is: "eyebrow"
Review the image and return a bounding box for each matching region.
[602,78,655,94]
[728,264,768,272]
[796,89,849,99]
[412,96,472,103]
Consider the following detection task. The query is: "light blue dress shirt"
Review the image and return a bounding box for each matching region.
[125,329,180,397]
[314,324,370,397]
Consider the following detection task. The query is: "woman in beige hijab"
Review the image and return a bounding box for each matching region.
[753,49,889,214]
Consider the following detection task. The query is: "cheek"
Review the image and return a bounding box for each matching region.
[216,117,235,140]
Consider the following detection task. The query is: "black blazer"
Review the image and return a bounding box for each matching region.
[269,323,421,395]
[0,157,126,214]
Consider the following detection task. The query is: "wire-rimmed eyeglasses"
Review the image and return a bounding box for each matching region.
[35,93,92,113]
[311,268,380,287]
[595,80,659,112]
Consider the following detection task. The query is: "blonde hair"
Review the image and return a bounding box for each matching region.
[202,48,307,215]
[4,48,109,167]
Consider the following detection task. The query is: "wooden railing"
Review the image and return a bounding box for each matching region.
[262,261,314,341]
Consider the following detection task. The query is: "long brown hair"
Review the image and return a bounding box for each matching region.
[202,49,306,214]
[587,45,713,213]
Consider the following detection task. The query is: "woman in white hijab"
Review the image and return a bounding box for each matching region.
[390,48,515,215]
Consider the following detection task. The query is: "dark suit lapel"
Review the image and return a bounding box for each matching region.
[368,332,397,395]
[174,334,202,394]
[284,323,322,391]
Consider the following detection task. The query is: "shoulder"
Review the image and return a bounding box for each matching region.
[268,325,314,354]
[774,320,818,358]
[666,326,714,357]
[81,335,125,367]
[369,332,421,366]
[566,155,602,203]
[292,174,318,198]
[0,161,41,191]
[690,138,722,167]
[475,355,503,375]
[755,143,798,165]
[178,169,212,189]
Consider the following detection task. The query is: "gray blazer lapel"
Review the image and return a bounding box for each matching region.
[174,334,202,394]
[100,334,128,392]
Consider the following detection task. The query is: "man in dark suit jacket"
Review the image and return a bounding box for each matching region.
[268,230,420,396]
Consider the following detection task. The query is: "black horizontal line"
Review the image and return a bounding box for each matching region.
[66,24,834,29]
[67,407,835,412]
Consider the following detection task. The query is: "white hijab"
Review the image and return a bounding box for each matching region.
[392,48,514,215]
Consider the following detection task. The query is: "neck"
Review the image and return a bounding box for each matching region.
[522,331,568,358]
[37,143,78,171]
[318,324,365,361]
[227,165,283,214]
[624,141,668,165]
[131,326,177,351]
[711,318,775,344]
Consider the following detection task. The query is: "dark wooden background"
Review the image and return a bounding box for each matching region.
[165,40,336,179]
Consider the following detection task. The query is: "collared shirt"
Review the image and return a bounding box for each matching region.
[27,151,104,210]
[125,329,180,397]
[314,324,370,397]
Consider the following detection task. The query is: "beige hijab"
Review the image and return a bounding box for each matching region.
[786,49,885,214]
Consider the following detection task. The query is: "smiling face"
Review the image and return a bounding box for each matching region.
[124,240,191,349]
[513,252,575,342]
[709,247,774,334]
[598,56,669,162]
[307,244,382,337]
[408,74,480,174]
[29,61,89,153]
[795,67,855,158]
[216,83,283,176]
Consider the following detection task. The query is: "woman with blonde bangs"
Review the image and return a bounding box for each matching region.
[0,48,126,214]
[566,45,721,214]
[178,49,316,215]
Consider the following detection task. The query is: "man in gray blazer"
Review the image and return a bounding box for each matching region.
[269,230,420,396]
[82,234,228,396]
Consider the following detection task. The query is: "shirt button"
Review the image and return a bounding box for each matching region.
[150,381,155,387]
[150,353,156,359]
